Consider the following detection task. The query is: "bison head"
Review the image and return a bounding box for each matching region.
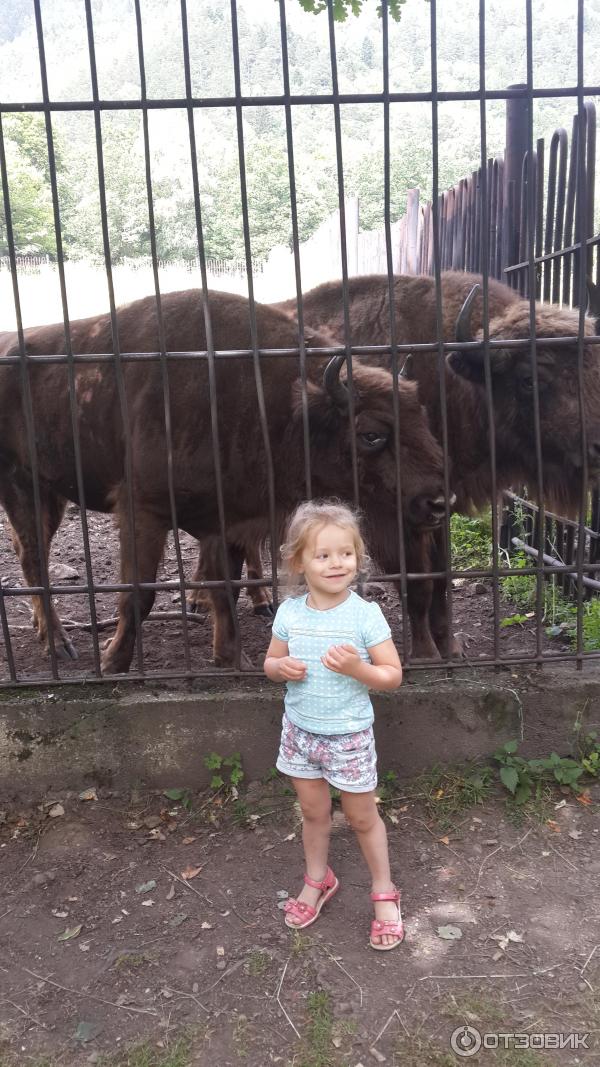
[447,285,600,503]
[297,354,452,530]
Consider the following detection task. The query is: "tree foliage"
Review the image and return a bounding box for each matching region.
[0,0,596,261]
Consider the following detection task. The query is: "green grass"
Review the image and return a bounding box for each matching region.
[411,762,492,829]
[450,511,493,571]
[502,552,600,651]
[299,990,335,1067]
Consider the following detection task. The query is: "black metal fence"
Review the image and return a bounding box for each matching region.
[0,0,600,687]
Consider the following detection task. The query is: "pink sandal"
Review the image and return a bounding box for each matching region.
[369,887,404,950]
[283,867,339,930]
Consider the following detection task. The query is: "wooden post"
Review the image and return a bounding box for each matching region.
[502,84,529,281]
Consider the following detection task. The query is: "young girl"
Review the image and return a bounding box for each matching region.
[264,500,404,950]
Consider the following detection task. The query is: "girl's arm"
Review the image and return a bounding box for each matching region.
[264,635,308,682]
[321,638,402,691]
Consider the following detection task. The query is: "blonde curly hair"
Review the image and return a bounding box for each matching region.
[280,499,369,592]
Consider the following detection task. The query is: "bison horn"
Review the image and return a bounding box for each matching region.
[399,354,413,380]
[323,354,349,409]
[455,283,482,344]
[586,277,600,321]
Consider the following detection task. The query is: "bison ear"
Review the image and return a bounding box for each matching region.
[446,348,487,383]
[447,348,511,383]
[291,378,342,446]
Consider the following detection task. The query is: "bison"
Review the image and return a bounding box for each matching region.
[0,288,450,674]
[268,271,600,656]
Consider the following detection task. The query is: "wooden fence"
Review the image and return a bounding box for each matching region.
[414,90,598,303]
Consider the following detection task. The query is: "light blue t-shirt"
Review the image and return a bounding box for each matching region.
[271,590,392,735]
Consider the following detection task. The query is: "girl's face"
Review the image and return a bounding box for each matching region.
[297,522,358,603]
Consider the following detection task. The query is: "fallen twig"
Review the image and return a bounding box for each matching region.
[322,947,363,1007]
[20,967,157,1016]
[275,957,301,1040]
[373,1008,410,1046]
[1,998,48,1030]
[217,887,257,928]
[199,957,245,995]
[418,962,562,982]
[466,844,503,898]
[580,945,599,975]
[159,866,214,908]
[163,986,209,1013]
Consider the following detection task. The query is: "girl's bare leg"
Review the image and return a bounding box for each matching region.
[287,777,333,921]
[341,790,400,947]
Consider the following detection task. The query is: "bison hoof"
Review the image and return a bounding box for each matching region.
[214,650,255,670]
[100,641,131,675]
[253,603,274,619]
[56,634,79,661]
[433,633,464,658]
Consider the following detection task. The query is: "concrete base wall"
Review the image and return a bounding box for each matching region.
[1,668,600,800]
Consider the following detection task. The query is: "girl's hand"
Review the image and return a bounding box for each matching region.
[276,655,308,681]
[321,643,362,678]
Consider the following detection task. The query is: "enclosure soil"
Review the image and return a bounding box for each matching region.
[0,775,599,1067]
[0,507,570,684]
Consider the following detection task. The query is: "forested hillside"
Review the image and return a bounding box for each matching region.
[0,0,598,260]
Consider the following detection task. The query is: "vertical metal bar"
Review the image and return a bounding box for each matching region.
[574,0,589,666]
[0,577,16,681]
[428,0,454,668]
[325,0,360,510]
[477,0,500,662]
[543,130,559,303]
[381,0,409,665]
[0,114,59,680]
[83,0,145,673]
[179,0,242,668]
[525,0,545,664]
[33,0,102,675]
[229,0,280,615]
[132,0,192,673]
[277,0,312,505]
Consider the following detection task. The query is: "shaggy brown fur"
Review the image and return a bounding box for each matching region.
[273,272,600,655]
[0,288,448,673]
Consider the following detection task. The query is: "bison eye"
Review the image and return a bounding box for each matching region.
[357,431,388,452]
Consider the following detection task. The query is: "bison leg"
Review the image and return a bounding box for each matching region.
[245,542,273,618]
[404,535,441,661]
[429,527,463,658]
[101,507,168,675]
[187,539,273,619]
[194,537,249,667]
[1,476,75,660]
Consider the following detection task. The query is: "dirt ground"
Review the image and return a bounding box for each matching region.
[0,507,565,684]
[1,770,599,1067]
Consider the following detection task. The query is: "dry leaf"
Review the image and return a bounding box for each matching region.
[48,804,64,819]
[180,865,202,880]
[182,836,196,845]
[387,812,399,825]
[283,833,296,841]
[166,884,176,900]
[438,835,450,845]
[545,820,561,833]
[437,924,462,940]
[58,924,82,942]
[398,804,409,812]
[216,945,225,957]
[78,789,98,802]
[568,829,583,840]
[576,792,592,805]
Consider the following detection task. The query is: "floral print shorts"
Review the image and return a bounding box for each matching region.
[276,713,378,793]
